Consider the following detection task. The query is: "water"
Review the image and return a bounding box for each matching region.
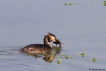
[0,0,106,71]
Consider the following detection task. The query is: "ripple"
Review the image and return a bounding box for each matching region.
[0,45,106,71]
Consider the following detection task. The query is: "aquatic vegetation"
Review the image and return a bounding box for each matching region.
[57,59,62,64]
[55,54,74,64]
[69,3,73,5]
[63,2,77,6]
[90,57,97,62]
[55,53,97,64]
[78,53,86,57]
[101,0,106,5]
[58,54,70,59]
[63,1,106,6]
[64,3,68,6]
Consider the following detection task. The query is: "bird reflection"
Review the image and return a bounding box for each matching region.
[26,46,61,63]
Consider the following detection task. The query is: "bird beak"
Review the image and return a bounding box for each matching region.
[54,38,62,47]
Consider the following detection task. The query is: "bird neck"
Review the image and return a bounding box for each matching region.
[43,36,52,48]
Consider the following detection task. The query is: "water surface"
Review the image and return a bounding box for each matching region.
[0,0,106,71]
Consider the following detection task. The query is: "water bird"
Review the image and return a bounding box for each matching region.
[20,33,62,55]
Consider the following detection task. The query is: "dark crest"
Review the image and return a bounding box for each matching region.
[43,35,48,45]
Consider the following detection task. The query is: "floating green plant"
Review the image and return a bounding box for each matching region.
[69,3,72,5]
[78,53,86,57]
[59,54,70,59]
[55,54,73,64]
[57,59,62,64]
[63,55,69,59]
[55,53,98,64]
[65,55,69,59]
[90,57,97,62]
[104,1,106,6]
[64,3,68,6]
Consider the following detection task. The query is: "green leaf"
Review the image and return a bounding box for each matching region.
[90,57,97,62]
[57,59,62,64]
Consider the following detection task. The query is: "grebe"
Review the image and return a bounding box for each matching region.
[20,33,62,54]
[47,32,62,47]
